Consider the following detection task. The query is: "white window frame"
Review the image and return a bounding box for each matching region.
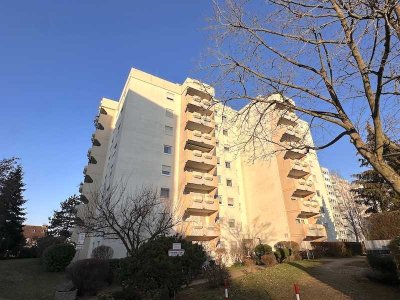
[161,165,172,176]
[160,187,170,199]
[163,144,172,155]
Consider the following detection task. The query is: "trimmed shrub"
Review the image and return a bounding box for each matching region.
[367,253,399,284]
[254,244,273,265]
[345,242,363,256]
[274,250,282,263]
[366,211,400,240]
[274,247,290,263]
[36,236,64,257]
[42,243,75,272]
[18,246,38,258]
[117,235,207,297]
[275,241,300,253]
[261,253,277,266]
[203,264,231,288]
[91,245,114,260]
[274,241,301,262]
[108,259,121,282]
[66,259,112,296]
[254,244,273,256]
[388,236,400,271]
[310,242,352,258]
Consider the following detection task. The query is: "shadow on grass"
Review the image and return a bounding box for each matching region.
[288,257,400,300]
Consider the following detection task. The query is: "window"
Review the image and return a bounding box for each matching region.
[228,197,234,207]
[165,125,173,135]
[218,175,221,183]
[226,179,232,187]
[166,92,174,101]
[225,161,231,168]
[162,165,171,176]
[316,190,321,197]
[224,146,229,152]
[165,109,173,118]
[217,157,220,165]
[228,219,235,228]
[223,129,228,136]
[215,193,222,204]
[222,116,227,121]
[164,145,172,154]
[160,188,170,199]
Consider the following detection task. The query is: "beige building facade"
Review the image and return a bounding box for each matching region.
[320,168,364,242]
[74,68,329,260]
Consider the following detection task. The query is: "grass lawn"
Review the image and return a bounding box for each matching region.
[0,258,66,300]
[178,260,338,300]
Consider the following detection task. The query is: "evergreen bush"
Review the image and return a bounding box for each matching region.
[66,259,112,295]
[42,243,75,272]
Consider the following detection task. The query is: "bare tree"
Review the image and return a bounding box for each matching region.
[218,217,272,264]
[77,183,178,257]
[339,198,366,242]
[208,0,400,194]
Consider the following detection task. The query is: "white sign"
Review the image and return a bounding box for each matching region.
[77,233,86,244]
[168,249,185,257]
[76,233,86,250]
[172,243,181,250]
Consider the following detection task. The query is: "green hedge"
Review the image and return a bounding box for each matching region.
[66,259,112,296]
[310,242,361,257]
[42,243,75,272]
[366,253,399,284]
[117,236,207,297]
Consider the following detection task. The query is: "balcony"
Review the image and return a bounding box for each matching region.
[183,221,220,241]
[91,134,101,146]
[185,150,217,172]
[88,156,97,164]
[298,199,320,218]
[186,111,214,133]
[284,146,307,160]
[185,130,215,150]
[186,95,213,115]
[278,112,297,126]
[293,179,314,197]
[183,193,219,215]
[280,126,302,142]
[274,97,295,110]
[84,175,93,183]
[288,160,310,178]
[302,224,326,240]
[184,171,217,192]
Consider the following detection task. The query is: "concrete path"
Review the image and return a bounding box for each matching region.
[292,256,400,300]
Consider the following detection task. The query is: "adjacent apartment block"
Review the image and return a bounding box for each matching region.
[320,168,364,242]
[74,68,329,260]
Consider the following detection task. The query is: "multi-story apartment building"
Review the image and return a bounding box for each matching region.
[320,168,364,242]
[74,68,329,260]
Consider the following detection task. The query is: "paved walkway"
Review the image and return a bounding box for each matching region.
[291,256,400,300]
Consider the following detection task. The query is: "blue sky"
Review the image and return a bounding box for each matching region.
[0,1,361,225]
